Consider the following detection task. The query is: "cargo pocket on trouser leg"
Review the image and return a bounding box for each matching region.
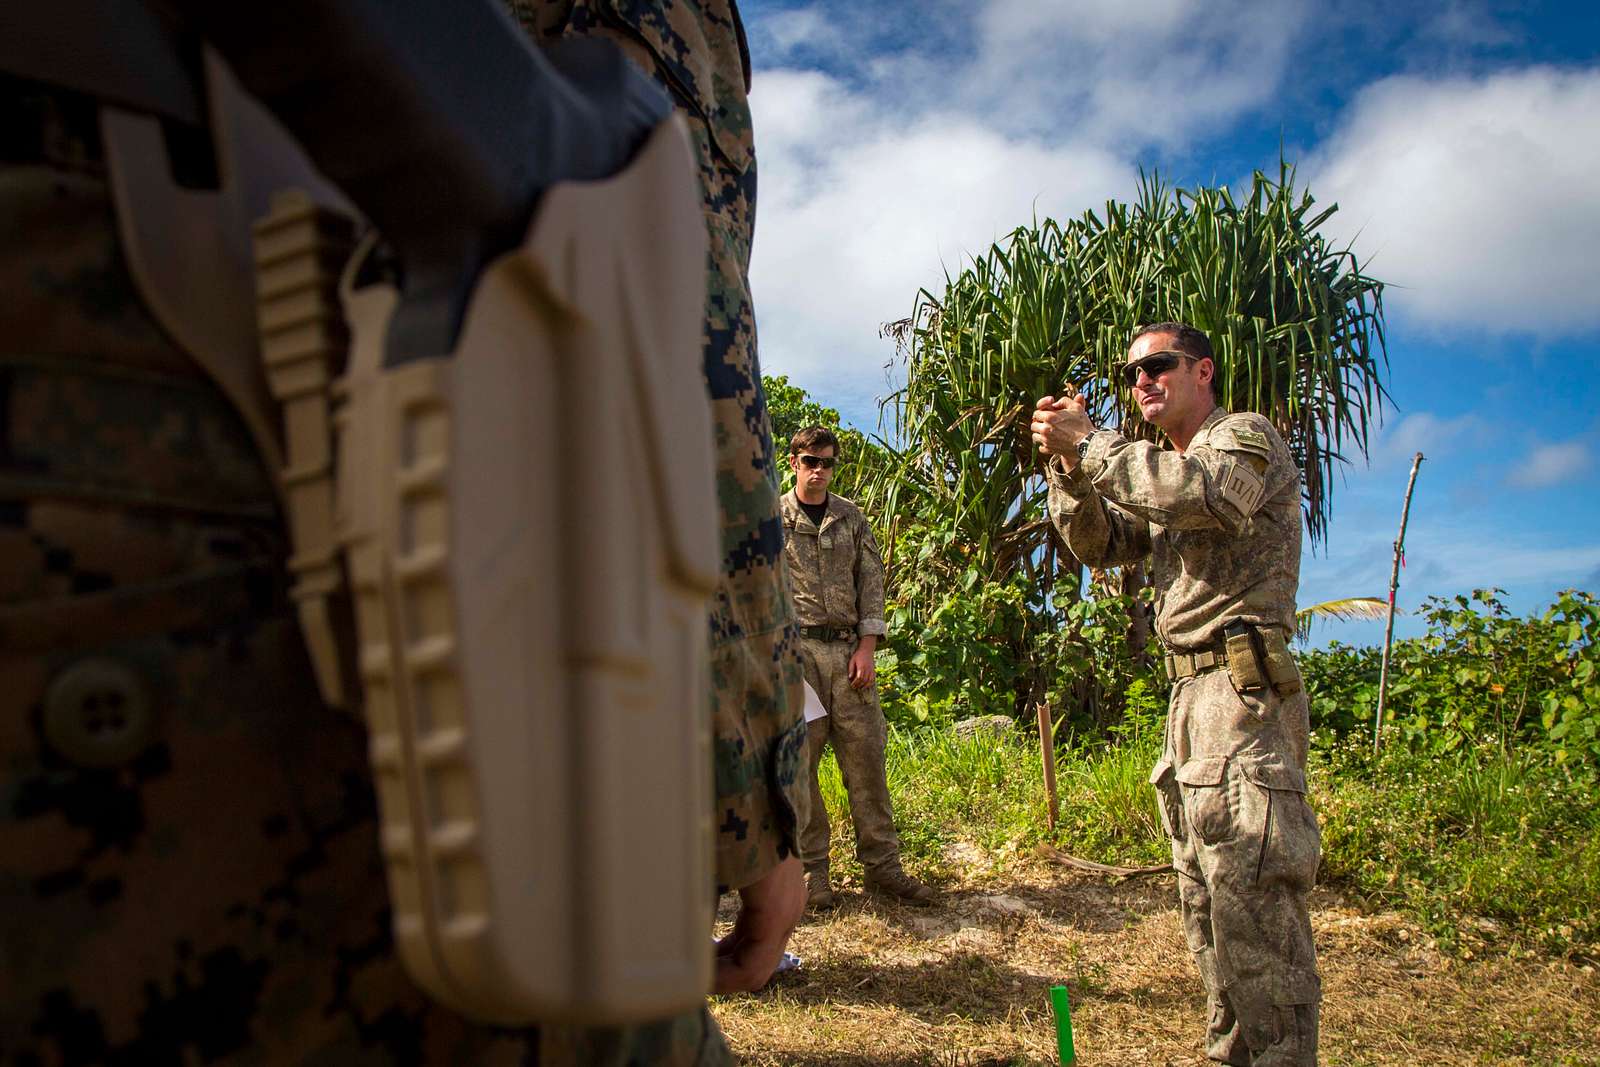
[1236,756,1319,894]
[1175,755,1233,846]
[1149,758,1186,842]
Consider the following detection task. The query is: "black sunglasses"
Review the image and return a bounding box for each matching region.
[1120,350,1199,388]
[797,454,837,470]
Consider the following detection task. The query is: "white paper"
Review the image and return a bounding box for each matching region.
[802,679,828,723]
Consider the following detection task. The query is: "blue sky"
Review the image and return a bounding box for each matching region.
[740,0,1600,647]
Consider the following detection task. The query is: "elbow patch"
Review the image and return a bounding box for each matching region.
[1218,458,1266,517]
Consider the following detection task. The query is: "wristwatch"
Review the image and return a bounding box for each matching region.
[1075,431,1097,462]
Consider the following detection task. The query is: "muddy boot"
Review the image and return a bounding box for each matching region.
[805,866,835,910]
[864,866,935,905]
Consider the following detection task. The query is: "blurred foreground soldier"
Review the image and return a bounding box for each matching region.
[0,0,804,1063]
[1032,324,1321,1066]
[781,427,933,908]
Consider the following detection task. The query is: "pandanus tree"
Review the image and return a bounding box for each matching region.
[874,165,1391,719]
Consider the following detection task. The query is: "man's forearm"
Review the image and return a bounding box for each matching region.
[1047,467,1151,568]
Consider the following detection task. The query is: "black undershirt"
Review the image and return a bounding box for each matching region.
[800,495,829,527]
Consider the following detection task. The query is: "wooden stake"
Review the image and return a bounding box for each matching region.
[1374,452,1424,755]
[1036,701,1058,830]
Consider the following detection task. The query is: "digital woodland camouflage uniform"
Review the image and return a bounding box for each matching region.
[503,0,809,902]
[779,490,915,887]
[0,1,804,1063]
[1047,407,1321,1067]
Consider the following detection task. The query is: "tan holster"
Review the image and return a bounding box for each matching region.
[327,116,717,1025]
[117,93,716,1023]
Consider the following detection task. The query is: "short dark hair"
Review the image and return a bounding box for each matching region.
[1131,321,1213,361]
[789,425,839,456]
[1131,321,1218,398]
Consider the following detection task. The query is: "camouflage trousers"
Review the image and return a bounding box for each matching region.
[798,637,904,877]
[1150,669,1322,1067]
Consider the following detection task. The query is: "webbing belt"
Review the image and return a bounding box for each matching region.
[1164,646,1228,681]
[799,625,855,643]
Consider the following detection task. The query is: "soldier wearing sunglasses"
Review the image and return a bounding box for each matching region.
[1030,323,1320,1067]
[781,427,935,909]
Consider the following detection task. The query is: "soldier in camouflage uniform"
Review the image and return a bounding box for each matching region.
[780,427,934,909]
[0,1,805,1063]
[1032,323,1321,1067]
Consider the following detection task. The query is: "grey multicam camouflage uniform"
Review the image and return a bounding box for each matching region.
[779,490,909,880]
[1,2,801,1063]
[1047,407,1322,1067]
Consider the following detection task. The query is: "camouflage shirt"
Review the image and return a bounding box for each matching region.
[780,491,887,638]
[1046,407,1301,649]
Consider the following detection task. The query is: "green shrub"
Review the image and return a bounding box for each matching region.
[1301,589,1600,766]
[1538,591,1600,765]
[877,573,1034,726]
[878,569,1167,733]
[1312,739,1600,957]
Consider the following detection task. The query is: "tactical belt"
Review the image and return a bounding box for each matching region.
[1164,645,1228,681]
[800,625,856,643]
[1163,620,1302,698]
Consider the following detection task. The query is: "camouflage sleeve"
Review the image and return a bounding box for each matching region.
[1045,456,1152,567]
[853,510,887,638]
[1077,423,1278,535]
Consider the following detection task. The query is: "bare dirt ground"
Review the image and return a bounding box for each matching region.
[712,855,1600,1066]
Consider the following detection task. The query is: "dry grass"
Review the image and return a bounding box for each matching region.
[712,854,1600,1066]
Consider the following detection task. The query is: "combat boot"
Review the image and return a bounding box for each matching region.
[864,866,936,905]
[805,866,835,910]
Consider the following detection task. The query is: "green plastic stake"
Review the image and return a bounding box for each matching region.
[1050,984,1076,1065]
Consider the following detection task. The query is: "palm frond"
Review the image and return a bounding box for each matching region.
[1295,596,1389,641]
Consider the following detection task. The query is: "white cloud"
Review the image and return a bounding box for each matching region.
[743,5,1600,431]
[750,71,1131,418]
[1418,2,1521,50]
[965,0,1312,145]
[1307,67,1600,336]
[1508,439,1590,489]
[1366,411,1488,467]
[743,0,1311,420]
[757,6,843,59]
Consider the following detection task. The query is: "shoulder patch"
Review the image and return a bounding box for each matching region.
[1223,427,1272,456]
[1218,459,1266,517]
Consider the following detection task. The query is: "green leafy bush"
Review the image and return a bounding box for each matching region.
[876,569,1167,731]
[1301,589,1600,766]
[1538,591,1600,765]
[876,573,1033,726]
[1314,739,1600,957]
